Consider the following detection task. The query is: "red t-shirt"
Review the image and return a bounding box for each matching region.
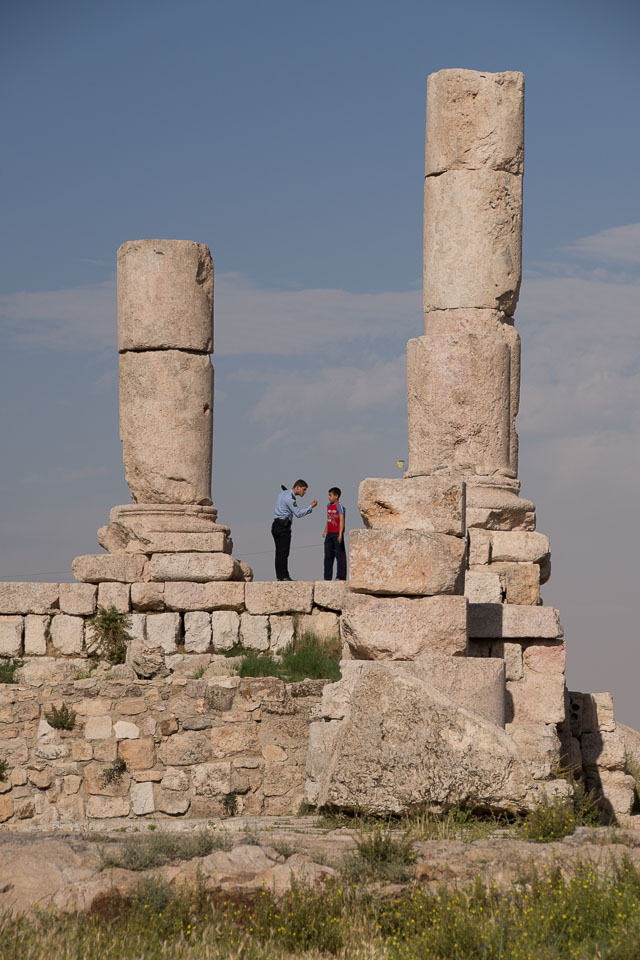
[326,502,345,534]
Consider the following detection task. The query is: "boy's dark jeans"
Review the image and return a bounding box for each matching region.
[271,518,292,580]
[324,532,347,580]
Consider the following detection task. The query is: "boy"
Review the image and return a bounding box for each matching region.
[322,487,347,581]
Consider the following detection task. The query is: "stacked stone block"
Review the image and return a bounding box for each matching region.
[0,580,345,685]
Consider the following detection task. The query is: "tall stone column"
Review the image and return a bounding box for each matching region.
[73,239,250,584]
[117,239,214,505]
[408,69,524,482]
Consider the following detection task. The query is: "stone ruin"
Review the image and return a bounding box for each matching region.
[0,69,636,825]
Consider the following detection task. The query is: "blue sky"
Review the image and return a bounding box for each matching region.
[2,0,640,723]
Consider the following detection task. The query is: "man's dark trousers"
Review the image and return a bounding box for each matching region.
[324,532,347,580]
[271,518,292,580]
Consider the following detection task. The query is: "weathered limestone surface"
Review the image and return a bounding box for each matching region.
[163,581,245,612]
[245,582,314,615]
[489,531,550,564]
[358,476,465,536]
[59,584,97,616]
[425,69,524,176]
[313,581,350,611]
[507,675,565,724]
[468,603,563,639]
[305,662,533,813]
[72,555,147,584]
[341,594,467,659]
[465,571,502,604]
[423,171,522,316]
[117,240,213,352]
[505,722,561,780]
[464,475,534,531]
[119,350,213,505]
[146,554,241,583]
[348,529,466,596]
[0,617,23,656]
[407,334,512,477]
[0,583,59,615]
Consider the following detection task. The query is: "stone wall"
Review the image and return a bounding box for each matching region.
[0,580,348,682]
[0,673,327,825]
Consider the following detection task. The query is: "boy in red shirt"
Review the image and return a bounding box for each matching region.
[322,487,347,580]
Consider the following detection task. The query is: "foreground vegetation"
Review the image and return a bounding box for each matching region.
[3,856,640,959]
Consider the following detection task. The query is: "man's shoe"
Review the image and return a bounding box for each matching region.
[281,576,294,581]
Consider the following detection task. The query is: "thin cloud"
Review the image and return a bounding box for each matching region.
[565,223,640,264]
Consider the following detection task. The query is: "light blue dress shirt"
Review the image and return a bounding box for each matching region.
[273,488,312,521]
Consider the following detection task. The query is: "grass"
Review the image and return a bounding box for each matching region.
[4,858,640,958]
[343,822,417,882]
[44,703,77,730]
[99,828,233,871]
[87,606,132,664]
[519,781,600,843]
[0,759,8,781]
[0,658,23,684]
[237,632,342,682]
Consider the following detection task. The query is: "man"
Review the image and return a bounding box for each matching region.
[322,486,347,580]
[272,480,318,581]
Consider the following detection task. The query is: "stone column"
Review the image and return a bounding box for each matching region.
[407,69,524,481]
[73,238,250,581]
[117,239,214,505]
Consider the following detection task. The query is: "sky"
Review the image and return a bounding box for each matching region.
[1,0,640,724]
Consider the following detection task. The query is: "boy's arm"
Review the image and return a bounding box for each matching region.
[338,506,345,542]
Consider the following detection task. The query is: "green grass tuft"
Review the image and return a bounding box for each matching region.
[99,828,233,871]
[0,659,23,684]
[44,703,77,730]
[87,606,132,664]
[237,632,341,682]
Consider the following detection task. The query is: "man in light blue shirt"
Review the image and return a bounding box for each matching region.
[272,479,318,580]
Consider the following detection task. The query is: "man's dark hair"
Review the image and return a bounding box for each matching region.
[328,486,341,498]
[293,479,308,489]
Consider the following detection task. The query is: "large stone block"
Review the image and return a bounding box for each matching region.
[50,615,84,655]
[523,640,566,675]
[407,334,512,477]
[423,170,522,315]
[465,571,502,604]
[184,611,212,653]
[295,609,340,640]
[0,582,59,615]
[469,603,563,639]
[72,554,147,583]
[59,583,97,616]
[98,582,131,613]
[130,582,164,612]
[491,562,540,605]
[245,581,314,614]
[163,580,245,611]
[595,771,636,819]
[341,594,467,659]
[313,580,349,611]
[0,616,23,656]
[506,675,565,724]
[24,615,48,655]
[505,722,561,780]
[210,610,240,651]
[146,613,181,653]
[358,476,464,536]
[348,529,465,596]
[119,350,213,505]
[305,661,533,814]
[239,614,269,651]
[489,531,550,564]
[147,553,240,583]
[581,731,626,771]
[117,239,213,352]
[99,526,231,555]
[425,69,524,176]
[581,693,616,734]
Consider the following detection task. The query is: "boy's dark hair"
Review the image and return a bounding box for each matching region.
[328,486,341,499]
[293,479,308,489]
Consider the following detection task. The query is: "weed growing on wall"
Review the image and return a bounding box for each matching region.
[101,757,127,786]
[237,632,341,682]
[44,703,77,730]
[0,659,23,684]
[87,606,133,664]
[0,759,8,781]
